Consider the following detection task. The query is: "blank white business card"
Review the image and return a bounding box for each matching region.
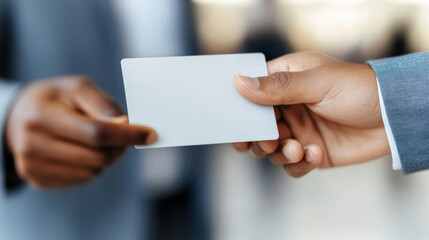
[121,53,278,149]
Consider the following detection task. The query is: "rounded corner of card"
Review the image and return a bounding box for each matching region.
[120,58,129,66]
[134,145,144,150]
[255,52,266,60]
[271,130,279,140]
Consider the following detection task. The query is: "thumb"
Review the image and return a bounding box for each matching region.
[233,68,330,106]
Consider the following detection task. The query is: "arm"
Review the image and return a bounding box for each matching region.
[368,52,429,174]
[234,51,429,177]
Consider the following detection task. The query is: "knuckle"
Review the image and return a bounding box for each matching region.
[250,143,264,159]
[23,107,46,131]
[73,76,94,91]
[268,155,284,166]
[100,102,123,117]
[270,72,292,89]
[251,151,264,160]
[87,124,109,146]
[79,169,99,179]
[92,152,111,166]
[284,166,302,178]
[30,179,48,189]
[268,72,293,104]
[234,143,248,153]
[23,116,43,131]
[20,148,34,160]
[70,180,89,187]
[16,160,33,179]
[16,138,36,159]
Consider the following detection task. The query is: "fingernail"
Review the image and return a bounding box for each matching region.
[305,147,314,163]
[145,131,158,145]
[235,75,259,91]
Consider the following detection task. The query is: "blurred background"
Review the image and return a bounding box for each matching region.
[123,0,429,239]
[2,1,429,240]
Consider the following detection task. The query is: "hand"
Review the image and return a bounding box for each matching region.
[5,76,157,189]
[233,52,390,177]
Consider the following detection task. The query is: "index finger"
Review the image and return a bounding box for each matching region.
[35,104,157,147]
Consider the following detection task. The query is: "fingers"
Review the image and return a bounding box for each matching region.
[248,142,264,159]
[7,77,148,190]
[61,76,124,120]
[20,132,123,169]
[274,107,282,121]
[86,119,158,147]
[233,107,323,177]
[268,139,304,166]
[257,140,278,155]
[13,131,125,189]
[283,144,324,178]
[16,157,100,189]
[234,142,249,152]
[30,179,74,189]
[234,140,279,155]
[235,141,274,159]
[234,121,291,157]
[31,104,157,147]
[268,140,324,177]
[253,121,291,156]
[277,121,291,140]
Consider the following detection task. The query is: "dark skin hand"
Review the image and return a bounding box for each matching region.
[5,76,157,189]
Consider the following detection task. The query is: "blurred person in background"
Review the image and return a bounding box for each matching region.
[233,51,428,176]
[0,1,210,240]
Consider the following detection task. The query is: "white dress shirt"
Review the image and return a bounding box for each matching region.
[377,78,401,170]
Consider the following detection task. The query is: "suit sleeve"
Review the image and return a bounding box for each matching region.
[0,81,23,191]
[367,52,429,174]
[0,0,24,192]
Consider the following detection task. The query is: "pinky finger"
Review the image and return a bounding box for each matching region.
[29,178,86,189]
[283,144,324,178]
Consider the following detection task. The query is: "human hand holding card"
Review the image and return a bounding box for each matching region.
[121,53,278,149]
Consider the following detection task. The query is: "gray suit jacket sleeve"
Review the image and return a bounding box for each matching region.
[367,52,429,174]
[0,0,24,191]
[0,81,21,190]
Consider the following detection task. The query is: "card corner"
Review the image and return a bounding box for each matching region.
[120,58,130,65]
